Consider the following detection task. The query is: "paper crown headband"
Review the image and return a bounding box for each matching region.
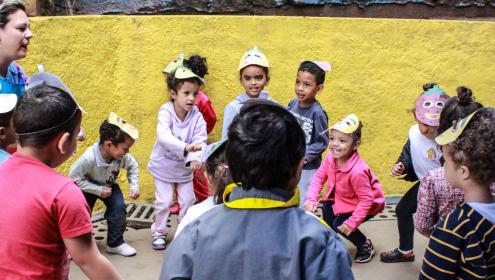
[435,109,479,145]
[174,65,205,84]
[108,112,139,140]
[301,60,332,72]
[162,52,185,74]
[331,114,360,134]
[0,94,17,114]
[238,47,269,71]
[415,85,449,127]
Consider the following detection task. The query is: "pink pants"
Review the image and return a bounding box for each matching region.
[151,178,195,236]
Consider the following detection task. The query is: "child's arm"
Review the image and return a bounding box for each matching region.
[342,171,375,232]
[69,157,104,197]
[185,115,207,167]
[392,139,418,181]
[304,153,331,208]
[305,111,329,164]
[414,171,438,237]
[157,108,188,157]
[221,104,236,140]
[123,153,140,200]
[201,99,217,134]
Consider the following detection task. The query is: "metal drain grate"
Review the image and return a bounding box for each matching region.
[310,204,397,221]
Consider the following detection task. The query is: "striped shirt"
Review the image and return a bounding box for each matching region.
[419,203,495,280]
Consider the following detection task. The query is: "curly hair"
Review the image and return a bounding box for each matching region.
[446,108,495,187]
[184,55,208,78]
[205,143,232,204]
[99,120,132,145]
[438,86,483,134]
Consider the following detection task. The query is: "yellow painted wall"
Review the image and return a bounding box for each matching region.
[20,15,495,202]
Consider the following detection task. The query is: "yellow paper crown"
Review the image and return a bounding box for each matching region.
[237,47,269,71]
[174,65,205,84]
[162,52,185,74]
[435,109,479,145]
[108,112,139,140]
[331,114,360,134]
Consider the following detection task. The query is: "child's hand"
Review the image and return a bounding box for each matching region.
[100,186,112,198]
[189,160,202,170]
[304,204,317,213]
[129,189,140,200]
[337,223,353,236]
[390,162,405,177]
[185,143,203,153]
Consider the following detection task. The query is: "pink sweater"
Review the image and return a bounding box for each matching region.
[305,152,385,230]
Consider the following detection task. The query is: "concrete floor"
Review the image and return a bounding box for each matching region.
[69,218,428,280]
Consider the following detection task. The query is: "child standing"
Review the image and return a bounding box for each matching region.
[0,94,16,162]
[0,72,120,279]
[380,84,449,263]
[288,60,330,207]
[148,65,207,250]
[305,114,385,263]
[174,139,232,237]
[221,46,270,139]
[420,108,495,279]
[161,100,354,280]
[69,112,140,257]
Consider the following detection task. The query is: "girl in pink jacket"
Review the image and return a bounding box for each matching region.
[305,114,385,263]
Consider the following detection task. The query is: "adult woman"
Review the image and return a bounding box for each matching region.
[0,0,32,97]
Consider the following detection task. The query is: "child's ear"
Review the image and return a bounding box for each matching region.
[458,165,471,181]
[56,132,72,155]
[103,140,113,149]
[317,84,324,93]
[353,140,361,151]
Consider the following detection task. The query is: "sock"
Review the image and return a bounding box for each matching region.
[398,248,413,255]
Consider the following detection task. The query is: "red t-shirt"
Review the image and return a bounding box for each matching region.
[0,153,93,279]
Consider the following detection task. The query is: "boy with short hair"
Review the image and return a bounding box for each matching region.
[288,60,331,207]
[160,100,354,280]
[70,112,140,257]
[0,72,120,279]
[0,94,16,163]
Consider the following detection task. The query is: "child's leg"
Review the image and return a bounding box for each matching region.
[332,214,368,247]
[176,181,195,222]
[321,201,337,231]
[102,185,127,248]
[298,169,317,208]
[395,181,420,251]
[83,192,98,212]
[151,178,174,237]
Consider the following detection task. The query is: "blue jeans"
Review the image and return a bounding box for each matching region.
[322,201,373,247]
[84,184,127,247]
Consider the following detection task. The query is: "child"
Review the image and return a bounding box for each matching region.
[160,99,354,280]
[305,114,385,263]
[69,112,140,257]
[288,60,330,207]
[0,72,120,279]
[0,94,16,162]
[420,108,495,279]
[174,139,232,237]
[414,86,495,237]
[380,83,449,263]
[221,46,270,139]
[163,52,217,205]
[148,65,207,250]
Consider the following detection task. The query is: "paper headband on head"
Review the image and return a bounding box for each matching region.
[331,114,360,134]
[415,85,449,127]
[201,139,228,163]
[174,65,205,84]
[301,60,332,72]
[27,71,86,114]
[435,109,479,145]
[0,94,17,114]
[163,52,185,74]
[238,47,269,71]
[108,112,139,140]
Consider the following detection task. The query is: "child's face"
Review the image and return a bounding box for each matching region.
[107,137,135,161]
[0,115,16,149]
[329,129,357,162]
[240,65,269,98]
[295,70,322,106]
[417,120,438,140]
[171,81,200,115]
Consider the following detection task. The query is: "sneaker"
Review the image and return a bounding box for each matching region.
[355,239,375,263]
[380,248,415,263]
[170,202,180,215]
[106,243,136,257]
[152,235,167,250]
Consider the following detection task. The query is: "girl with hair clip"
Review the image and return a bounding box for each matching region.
[305,114,385,263]
[415,86,495,237]
[148,65,207,250]
[381,83,449,263]
[420,107,495,279]
[174,139,232,237]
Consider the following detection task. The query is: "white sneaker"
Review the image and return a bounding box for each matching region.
[106,243,137,257]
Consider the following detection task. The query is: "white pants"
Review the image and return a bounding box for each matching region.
[298,169,317,208]
[151,177,195,236]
